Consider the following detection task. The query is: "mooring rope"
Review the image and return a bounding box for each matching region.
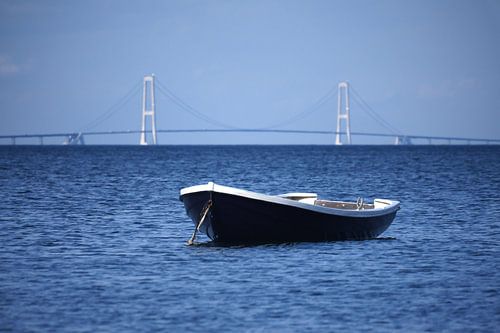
[187,199,213,245]
[356,197,364,210]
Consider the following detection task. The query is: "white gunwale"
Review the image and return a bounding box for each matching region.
[180,182,400,218]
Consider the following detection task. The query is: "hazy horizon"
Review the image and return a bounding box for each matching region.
[1,0,499,144]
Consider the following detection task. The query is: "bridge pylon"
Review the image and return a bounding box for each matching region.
[335,81,351,145]
[140,74,157,145]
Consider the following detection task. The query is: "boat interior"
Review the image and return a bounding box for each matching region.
[279,192,376,210]
[315,199,375,210]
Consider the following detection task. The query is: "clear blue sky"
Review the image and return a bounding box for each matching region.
[0,0,499,144]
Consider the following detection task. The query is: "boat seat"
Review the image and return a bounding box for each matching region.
[298,197,317,205]
[278,192,317,205]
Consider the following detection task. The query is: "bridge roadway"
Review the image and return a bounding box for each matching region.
[1,129,499,144]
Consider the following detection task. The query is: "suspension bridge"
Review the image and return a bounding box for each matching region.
[1,74,498,145]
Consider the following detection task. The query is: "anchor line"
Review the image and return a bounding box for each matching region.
[187,198,213,245]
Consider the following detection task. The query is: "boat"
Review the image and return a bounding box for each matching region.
[180,182,400,244]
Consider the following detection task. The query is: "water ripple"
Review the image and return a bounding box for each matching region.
[0,145,499,332]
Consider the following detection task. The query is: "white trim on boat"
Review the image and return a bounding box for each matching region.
[180,182,400,218]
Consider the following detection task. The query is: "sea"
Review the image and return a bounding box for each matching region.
[0,145,499,332]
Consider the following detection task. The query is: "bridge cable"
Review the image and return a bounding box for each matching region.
[156,79,339,130]
[349,85,401,135]
[156,79,239,129]
[79,80,142,132]
[258,86,338,129]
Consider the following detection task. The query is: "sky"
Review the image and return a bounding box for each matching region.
[0,0,499,144]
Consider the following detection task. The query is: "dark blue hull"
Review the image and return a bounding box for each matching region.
[180,190,397,244]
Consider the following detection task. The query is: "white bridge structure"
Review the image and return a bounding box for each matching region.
[336,82,351,145]
[1,75,499,145]
[140,74,157,145]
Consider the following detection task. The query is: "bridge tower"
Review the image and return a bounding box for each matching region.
[335,81,351,145]
[140,74,157,145]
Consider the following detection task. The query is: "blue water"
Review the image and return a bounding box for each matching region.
[1,145,499,332]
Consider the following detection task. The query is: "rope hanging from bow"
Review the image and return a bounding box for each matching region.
[187,198,213,245]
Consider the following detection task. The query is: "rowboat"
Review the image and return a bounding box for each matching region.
[180,182,400,244]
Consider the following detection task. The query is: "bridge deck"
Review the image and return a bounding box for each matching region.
[1,129,499,144]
